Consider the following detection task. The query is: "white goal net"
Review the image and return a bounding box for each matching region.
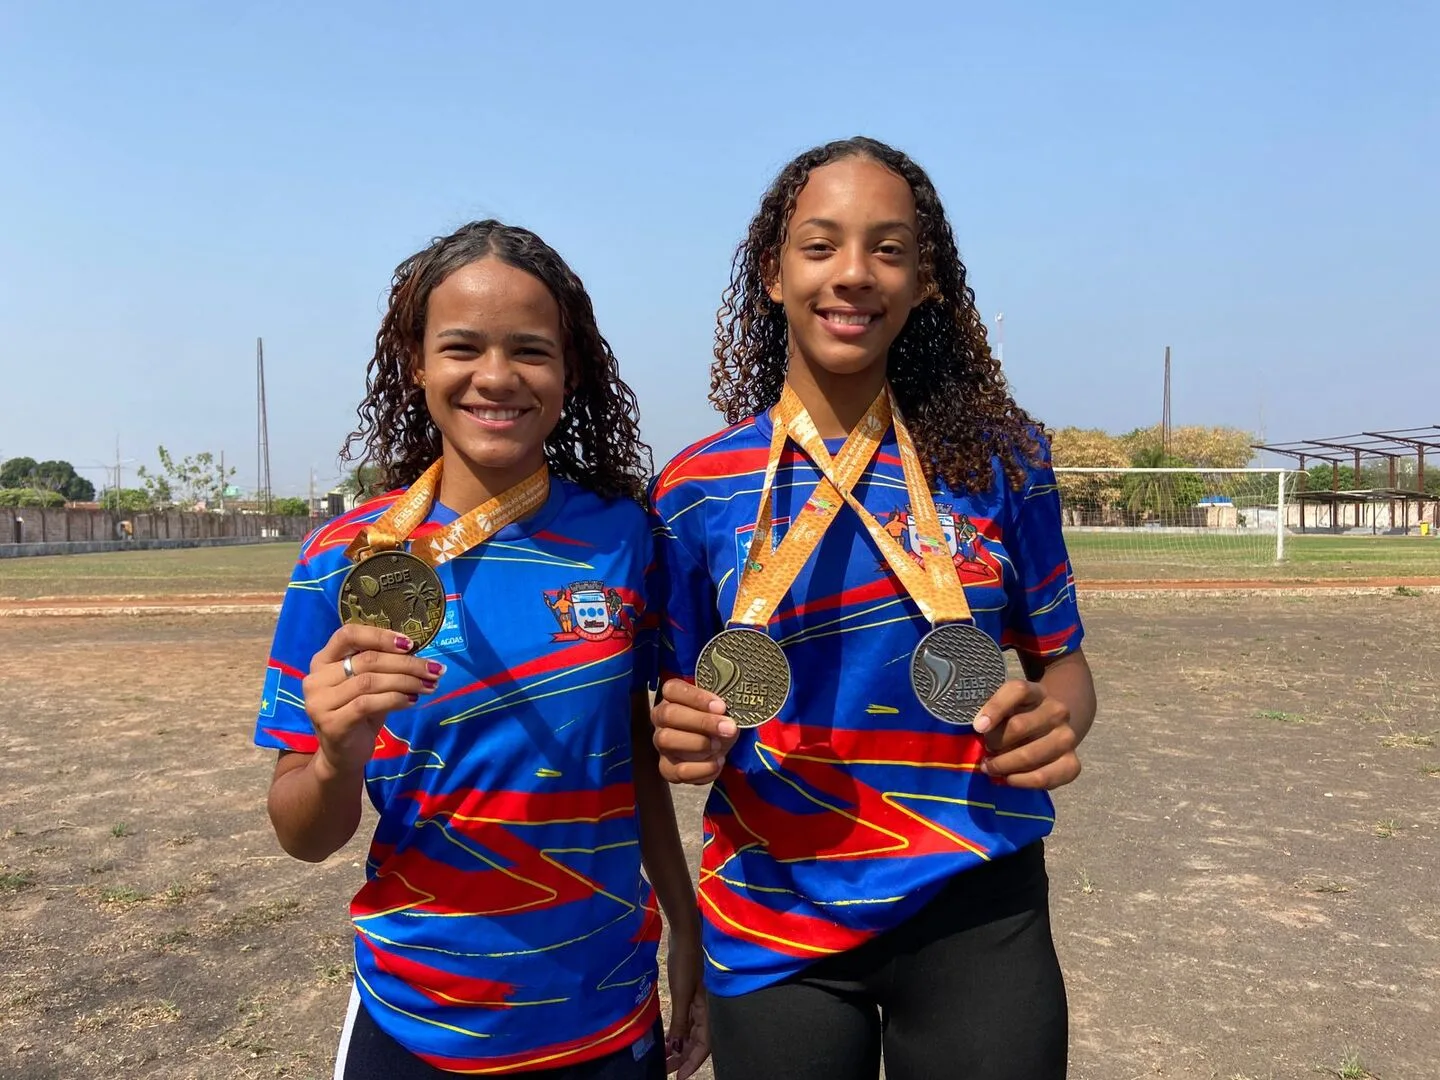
[1053,467,1300,580]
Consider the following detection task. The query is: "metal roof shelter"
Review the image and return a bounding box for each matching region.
[1253,427,1440,534]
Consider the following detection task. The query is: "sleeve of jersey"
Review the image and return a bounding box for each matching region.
[647,479,720,685]
[1000,451,1085,659]
[253,550,341,754]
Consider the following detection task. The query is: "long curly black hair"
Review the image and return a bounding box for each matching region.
[713,136,1043,493]
[342,220,650,503]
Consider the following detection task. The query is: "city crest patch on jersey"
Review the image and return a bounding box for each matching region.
[881,504,1002,585]
[543,581,634,642]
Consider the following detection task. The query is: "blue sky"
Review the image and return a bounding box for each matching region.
[2,1,1435,495]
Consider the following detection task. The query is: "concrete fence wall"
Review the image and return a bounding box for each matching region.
[1,508,312,546]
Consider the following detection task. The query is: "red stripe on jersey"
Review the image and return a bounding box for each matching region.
[426,637,634,708]
[258,727,317,752]
[698,875,876,959]
[268,658,305,680]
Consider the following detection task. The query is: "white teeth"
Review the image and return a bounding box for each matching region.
[466,407,523,421]
[825,313,874,326]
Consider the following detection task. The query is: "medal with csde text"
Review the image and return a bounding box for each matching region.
[338,550,446,652]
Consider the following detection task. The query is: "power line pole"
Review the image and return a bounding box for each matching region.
[256,337,273,516]
[1161,345,1172,455]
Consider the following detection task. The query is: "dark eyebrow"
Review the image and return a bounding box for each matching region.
[507,331,558,348]
[434,328,558,348]
[793,217,916,236]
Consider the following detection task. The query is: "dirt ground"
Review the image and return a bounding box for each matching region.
[1,593,1437,1079]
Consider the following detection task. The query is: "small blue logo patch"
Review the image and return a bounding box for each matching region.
[424,594,466,655]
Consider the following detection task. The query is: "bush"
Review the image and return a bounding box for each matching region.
[0,488,66,508]
[271,496,310,517]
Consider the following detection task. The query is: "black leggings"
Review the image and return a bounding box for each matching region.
[337,993,665,1080]
[707,842,1067,1080]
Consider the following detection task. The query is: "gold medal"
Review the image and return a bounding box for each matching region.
[338,550,446,651]
[340,461,550,651]
[696,627,792,729]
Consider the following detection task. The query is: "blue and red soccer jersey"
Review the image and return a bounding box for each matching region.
[254,479,661,1072]
[650,414,1085,996]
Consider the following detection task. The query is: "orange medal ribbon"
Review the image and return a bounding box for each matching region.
[728,388,892,629]
[777,384,974,626]
[706,382,997,727]
[344,460,550,566]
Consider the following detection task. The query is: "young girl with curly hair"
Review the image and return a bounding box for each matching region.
[649,138,1096,1080]
[255,221,707,1080]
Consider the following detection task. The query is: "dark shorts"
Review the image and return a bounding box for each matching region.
[707,842,1067,1080]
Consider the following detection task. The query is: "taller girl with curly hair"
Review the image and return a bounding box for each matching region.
[255,221,707,1080]
[650,139,1097,1079]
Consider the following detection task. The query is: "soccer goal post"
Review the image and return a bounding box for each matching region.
[1052,467,1298,579]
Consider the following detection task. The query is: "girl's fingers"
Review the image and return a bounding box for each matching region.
[660,679,727,715]
[653,728,722,758]
[312,624,417,669]
[654,699,738,741]
[983,724,1079,779]
[991,752,1082,791]
[332,670,437,706]
[327,693,418,735]
[310,647,444,690]
[972,679,1045,735]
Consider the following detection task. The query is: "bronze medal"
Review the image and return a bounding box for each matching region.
[338,550,447,652]
[910,622,1007,726]
[695,627,792,729]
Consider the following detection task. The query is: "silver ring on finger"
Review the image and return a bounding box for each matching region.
[341,655,357,679]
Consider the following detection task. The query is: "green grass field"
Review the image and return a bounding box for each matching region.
[0,541,303,599]
[1065,531,1439,581]
[0,532,1436,600]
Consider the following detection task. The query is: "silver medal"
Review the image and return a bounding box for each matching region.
[910,622,1007,726]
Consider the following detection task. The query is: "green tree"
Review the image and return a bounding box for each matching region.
[341,464,385,500]
[1122,447,1205,517]
[1300,463,1390,491]
[136,446,236,509]
[0,457,93,500]
[272,496,310,517]
[32,461,94,501]
[99,488,154,512]
[0,457,37,489]
[1121,425,1256,468]
[1049,427,1130,521]
[1305,464,1354,491]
